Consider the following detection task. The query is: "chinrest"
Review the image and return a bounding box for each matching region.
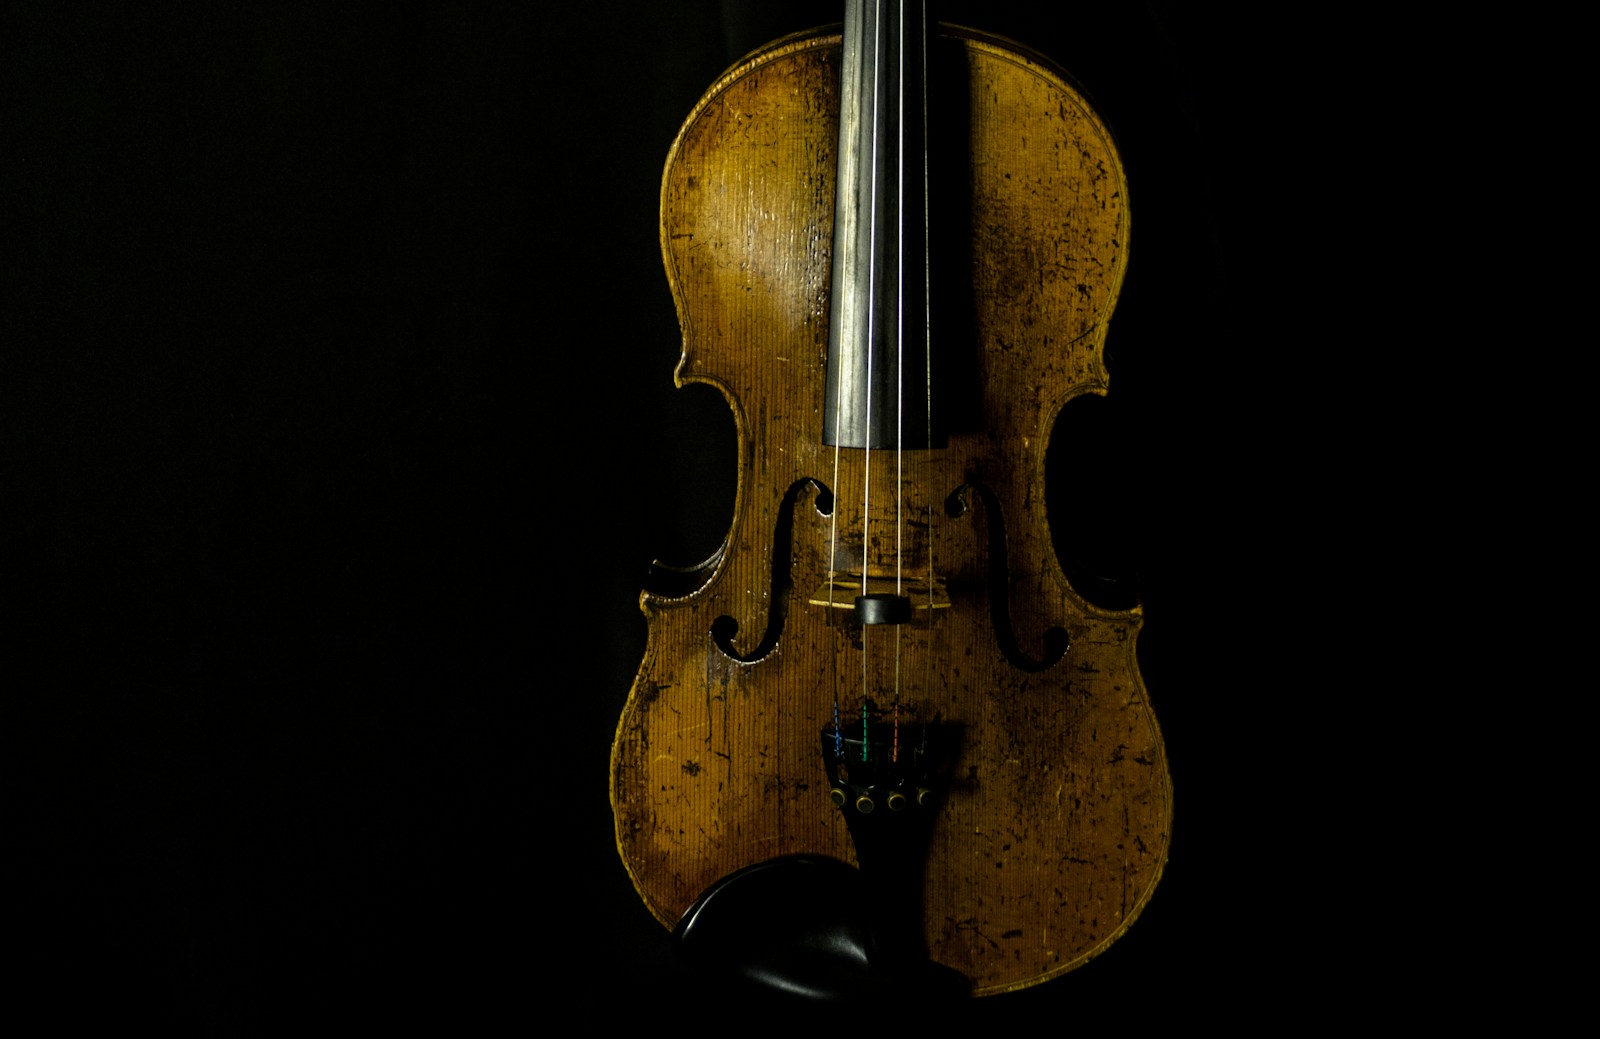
[673,855,970,1005]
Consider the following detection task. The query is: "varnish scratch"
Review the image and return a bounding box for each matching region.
[656,722,711,740]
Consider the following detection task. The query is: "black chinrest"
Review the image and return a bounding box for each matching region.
[673,855,969,1006]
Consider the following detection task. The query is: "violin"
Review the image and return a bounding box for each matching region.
[610,0,1170,996]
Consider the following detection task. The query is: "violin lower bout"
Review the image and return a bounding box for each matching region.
[610,534,1169,997]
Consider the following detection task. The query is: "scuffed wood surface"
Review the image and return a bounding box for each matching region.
[610,25,1169,996]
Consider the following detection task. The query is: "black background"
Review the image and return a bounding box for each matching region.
[5,1,1312,1027]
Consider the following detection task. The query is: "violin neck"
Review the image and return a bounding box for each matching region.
[824,0,938,450]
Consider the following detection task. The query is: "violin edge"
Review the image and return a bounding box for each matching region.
[615,13,1170,996]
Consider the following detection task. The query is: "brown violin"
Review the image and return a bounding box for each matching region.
[610,0,1170,997]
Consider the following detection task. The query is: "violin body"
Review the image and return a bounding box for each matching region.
[610,21,1170,997]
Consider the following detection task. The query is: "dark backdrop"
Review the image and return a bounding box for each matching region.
[5,1,1290,1026]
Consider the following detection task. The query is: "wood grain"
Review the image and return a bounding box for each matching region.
[610,24,1169,996]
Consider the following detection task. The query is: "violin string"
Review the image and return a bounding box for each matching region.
[825,8,851,762]
[860,0,891,759]
[892,0,909,763]
[894,0,906,607]
[917,0,935,757]
[826,2,858,764]
[834,0,882,761]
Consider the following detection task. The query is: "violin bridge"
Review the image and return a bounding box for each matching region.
[807,574,951,614]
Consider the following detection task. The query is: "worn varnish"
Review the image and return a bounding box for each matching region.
[610,22,1170,996]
